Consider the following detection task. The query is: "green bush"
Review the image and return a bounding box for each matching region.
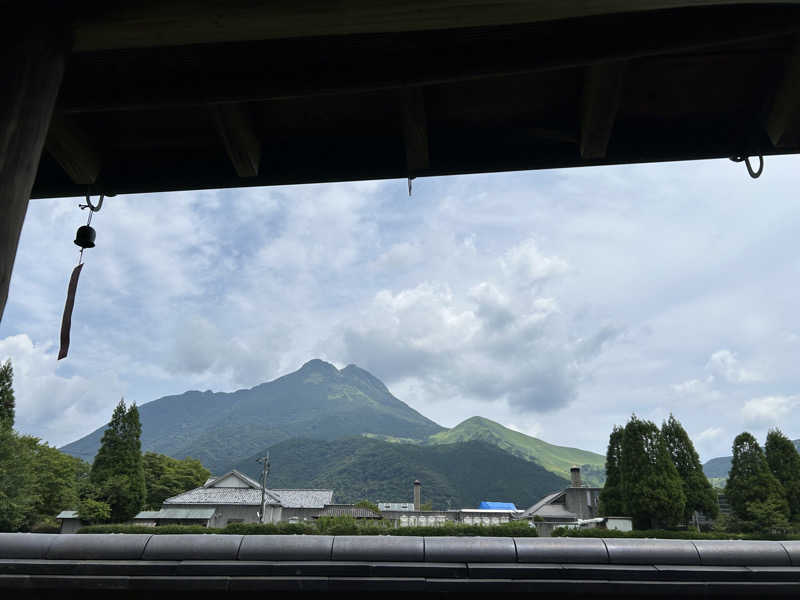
[550,527,800,540]
[79,519,537,536]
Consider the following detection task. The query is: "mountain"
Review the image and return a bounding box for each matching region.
[60,359,443,474]
[233,437,570,509]
[426,416,606,486]
[702,439,800,481]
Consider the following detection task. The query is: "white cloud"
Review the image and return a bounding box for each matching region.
[696,427,723,443]
[0,334,127,447]
[671,375,716,396]
[741,395,799,425]
[706,349,763,383]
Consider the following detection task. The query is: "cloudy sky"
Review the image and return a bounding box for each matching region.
[2,156,799,461]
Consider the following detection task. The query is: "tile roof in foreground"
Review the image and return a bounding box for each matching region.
[164,487,333,508]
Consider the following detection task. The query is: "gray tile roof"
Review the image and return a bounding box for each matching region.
[134,508,216,520]
[164,487,280,505]
[520,491,565,519]
[164,487,333,508]
[271,489,333,509]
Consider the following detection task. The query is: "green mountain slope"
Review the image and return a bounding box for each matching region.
[427,416,606,486]
[60,360,443,474]
[233,437,569,509]
[703,439,800,481]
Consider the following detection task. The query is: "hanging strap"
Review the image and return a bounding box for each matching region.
[58,263,83,360]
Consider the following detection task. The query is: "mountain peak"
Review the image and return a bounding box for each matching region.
[298,359,340,375]
[340,364,390,393]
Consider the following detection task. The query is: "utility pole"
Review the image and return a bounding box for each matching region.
[256,452,270,524]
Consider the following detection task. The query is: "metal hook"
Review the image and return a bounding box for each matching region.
[729,154,763,179]
[79,193,105,212]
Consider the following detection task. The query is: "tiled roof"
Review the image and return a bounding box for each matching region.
[164,487,333,508]
[56,510,79,519]
[519,491,565,519]
[134,508,216,520]
[164,487,279,505]
[205,469,262,489]
[271,489,333,509]
[317,505,381,519]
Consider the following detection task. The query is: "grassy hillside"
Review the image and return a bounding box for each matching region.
[427,416,606,486]
[61,360,443,473]
[233,437,570,509]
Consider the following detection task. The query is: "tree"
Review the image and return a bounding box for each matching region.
[142,452,210,509]
[0,427,34,531]
[90,399,146,522]
[17,437,84,530]
[620,415,685,529]
[354,499,381,514]
[599,425,625,516]
[765,429,800,523]
[661,414,718,523]
[725,432,789,533]
[0,361,34,531]
[0,360,15,429]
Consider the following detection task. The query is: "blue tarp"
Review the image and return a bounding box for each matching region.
[478,501,517,510]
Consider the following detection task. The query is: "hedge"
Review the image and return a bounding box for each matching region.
[551,527,800,540]
[79,518,536,537]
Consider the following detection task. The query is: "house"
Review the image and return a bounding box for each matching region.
[377,481,521,527]
[519,466,635,536]
[56,510,83,533]
[133,469,333,527]
[520,467,601,522]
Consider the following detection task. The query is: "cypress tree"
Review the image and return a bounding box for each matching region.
[765,429,800,523]
[90,399,146,522]
[599,425,625,516]
[661,414,719,523]
[725,432,789,533]
[620,415,685,529]
[0,360,15,429]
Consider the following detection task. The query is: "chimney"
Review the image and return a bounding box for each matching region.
[413,479,421,511]
[570,465,582,488]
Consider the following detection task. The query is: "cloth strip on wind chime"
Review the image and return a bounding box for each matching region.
[58,194,103,360]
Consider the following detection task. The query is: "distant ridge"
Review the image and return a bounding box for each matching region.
[426,416,606,486]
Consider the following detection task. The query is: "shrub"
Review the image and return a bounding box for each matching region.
[79,519,537,536]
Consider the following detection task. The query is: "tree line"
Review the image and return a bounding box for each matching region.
[724,430,800,533]
[0,360,209,531]
[599,414,718,529]
[600,413,800,535]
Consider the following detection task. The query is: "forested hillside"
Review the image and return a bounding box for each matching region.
[233,437,569,509]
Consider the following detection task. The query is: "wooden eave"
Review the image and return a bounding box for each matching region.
[27,1,800,198]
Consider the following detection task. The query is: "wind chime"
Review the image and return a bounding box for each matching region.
[58,193,104,360]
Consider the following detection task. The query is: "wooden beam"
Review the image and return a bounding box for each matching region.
[45,113,101,184]
[59,6,800,115]
[0,28,66,321]
[580,61,627,159]
[211,103,261,177]
[766,35,800,148]
[70,0,800,51]
[403,88,430,175]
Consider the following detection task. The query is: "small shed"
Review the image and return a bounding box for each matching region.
[56,510,83,534]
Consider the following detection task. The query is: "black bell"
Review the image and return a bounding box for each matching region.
[74,225,96,249]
